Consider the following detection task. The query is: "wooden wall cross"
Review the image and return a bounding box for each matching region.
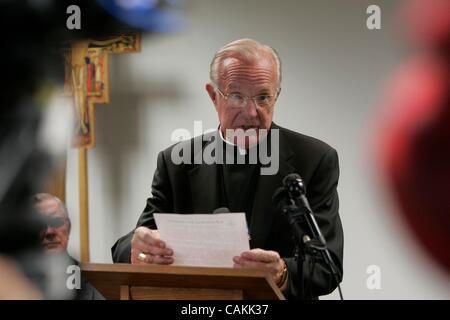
[63,34,141,262]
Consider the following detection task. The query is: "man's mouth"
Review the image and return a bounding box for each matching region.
[236,125,259,131]
[43,242,60,249]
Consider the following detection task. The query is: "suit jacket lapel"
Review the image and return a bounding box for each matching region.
[250,124,295,248]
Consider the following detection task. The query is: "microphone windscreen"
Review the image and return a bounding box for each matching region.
[282,173,302,186]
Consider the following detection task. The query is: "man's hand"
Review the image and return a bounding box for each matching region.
[233,248,286,286]
[130,226,174,265]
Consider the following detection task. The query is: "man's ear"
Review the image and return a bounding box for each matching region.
[205,83,217,104]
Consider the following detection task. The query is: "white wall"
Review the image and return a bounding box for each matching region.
[65,0,450,299]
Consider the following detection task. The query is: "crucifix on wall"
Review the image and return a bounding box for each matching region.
[62,34,141,262]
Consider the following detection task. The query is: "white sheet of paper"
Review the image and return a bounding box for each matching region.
[153,213,250,268]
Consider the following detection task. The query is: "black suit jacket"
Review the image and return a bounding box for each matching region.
[112,123,343,299]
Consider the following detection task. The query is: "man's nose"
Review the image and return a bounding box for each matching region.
[243,99,259,118]
[44,227,56,238]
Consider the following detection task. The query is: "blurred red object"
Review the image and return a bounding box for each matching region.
[378,0,450,274]
[378,54,449,273]
[378,0,450,273]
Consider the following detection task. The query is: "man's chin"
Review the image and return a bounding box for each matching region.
[239,132,268,150]
[44,244,64,253]
[238,137,259,150]
[228,127,260,149]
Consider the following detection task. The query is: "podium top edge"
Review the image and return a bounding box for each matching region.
[81,262,268,279]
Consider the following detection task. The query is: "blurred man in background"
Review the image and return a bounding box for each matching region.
[33,193,71,254]
[32,193,104,300]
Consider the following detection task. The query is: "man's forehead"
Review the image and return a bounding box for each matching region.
[221,56,276,74]
[220,58,277,90]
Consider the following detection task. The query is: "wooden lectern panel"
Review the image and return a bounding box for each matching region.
[130,287,243,300]
[81,263,284,300]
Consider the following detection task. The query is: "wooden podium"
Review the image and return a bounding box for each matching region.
[81,263,285,300]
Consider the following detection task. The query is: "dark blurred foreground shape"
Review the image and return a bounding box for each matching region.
[0,0,183,299]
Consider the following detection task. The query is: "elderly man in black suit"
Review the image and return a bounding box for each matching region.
[112,38,343,300]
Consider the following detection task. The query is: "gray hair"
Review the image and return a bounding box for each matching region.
[32,193,71,231]
[210,38,282,87]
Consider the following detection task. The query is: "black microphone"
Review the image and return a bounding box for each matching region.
[282,174,326,245]
[282,173,306,199]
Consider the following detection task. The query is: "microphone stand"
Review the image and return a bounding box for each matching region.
[281,198,343,300]
[281,201,307,299]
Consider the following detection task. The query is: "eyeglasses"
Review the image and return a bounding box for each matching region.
[42,216,67,229]
[216,88,280,109]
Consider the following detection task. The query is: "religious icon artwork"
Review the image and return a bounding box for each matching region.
[64,34,141,148]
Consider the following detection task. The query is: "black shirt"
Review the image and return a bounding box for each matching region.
[220,142,261,230]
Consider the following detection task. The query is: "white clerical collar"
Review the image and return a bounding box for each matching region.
[218,127,247,155]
